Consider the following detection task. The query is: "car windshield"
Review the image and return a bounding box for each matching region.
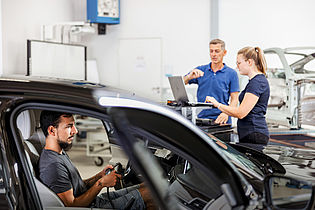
[210,137,264,179]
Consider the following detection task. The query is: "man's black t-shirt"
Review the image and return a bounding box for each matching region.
[39,149,87,197]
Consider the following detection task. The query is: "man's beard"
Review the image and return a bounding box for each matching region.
[57,139,73,151]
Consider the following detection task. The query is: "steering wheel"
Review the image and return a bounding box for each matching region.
[111,161,143,190]
[105,162,138,209]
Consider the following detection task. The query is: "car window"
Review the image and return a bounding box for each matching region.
[303,59,315,72]
[212,138,264,178]
[74,114,229,208]
[284,54,305,65]
[122,129,223,208]
[265,53,286,79]
[74,115,110,164]
[285,52,315,73]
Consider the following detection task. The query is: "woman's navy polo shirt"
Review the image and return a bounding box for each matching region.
[188,63,239,123]
[237,74,270,139]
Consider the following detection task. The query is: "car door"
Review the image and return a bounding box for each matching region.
[0,147,13,210]
[108,106,254,209]
[0,98,42,210]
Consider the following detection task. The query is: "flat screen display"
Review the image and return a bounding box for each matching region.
[27,40,86,80]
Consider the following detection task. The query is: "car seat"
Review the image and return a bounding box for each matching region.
[17,110,65,207]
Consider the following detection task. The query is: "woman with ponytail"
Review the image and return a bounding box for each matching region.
[207,47,270,150]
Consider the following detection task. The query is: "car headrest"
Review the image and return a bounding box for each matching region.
[17,110,35,139]
[27,129,46,156]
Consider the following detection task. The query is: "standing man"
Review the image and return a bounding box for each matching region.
[183,39,239,124]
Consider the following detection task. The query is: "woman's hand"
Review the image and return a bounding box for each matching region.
[205,96,220,108]
[215,113,228,124]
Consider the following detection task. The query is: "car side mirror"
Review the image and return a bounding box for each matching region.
[264,175,315,209]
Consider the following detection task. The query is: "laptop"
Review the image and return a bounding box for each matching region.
[168,76,213,107]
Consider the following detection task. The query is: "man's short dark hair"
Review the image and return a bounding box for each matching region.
[40,110,73,137]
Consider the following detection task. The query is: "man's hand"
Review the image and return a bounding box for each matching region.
[99,165,114,177]
[215,113,228,124]
[98,170,121,188]
[184,69,204,84]
[188,69,204,80]
[84,164,115,188]
[59,166,121,207]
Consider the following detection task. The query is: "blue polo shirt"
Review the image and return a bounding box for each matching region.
[188,63,239,123]
[237,74,270,139]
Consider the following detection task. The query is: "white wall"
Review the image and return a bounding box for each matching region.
[3,0,315,91]
[1,0,211,90]
[219,0,315,72]
[2,0,83,75]
[0,1,2,75]
[81,0,211,87]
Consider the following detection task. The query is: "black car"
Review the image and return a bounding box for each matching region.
[0,75,314,210]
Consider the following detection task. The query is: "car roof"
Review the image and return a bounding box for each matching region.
[0,75,132,98]
[264,46,315,55]
[0,75,155,109]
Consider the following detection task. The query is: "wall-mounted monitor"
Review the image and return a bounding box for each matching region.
[27,40,87,80]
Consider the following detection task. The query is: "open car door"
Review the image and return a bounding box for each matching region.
[108,107,254,209]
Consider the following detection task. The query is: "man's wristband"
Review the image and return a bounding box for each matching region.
[217,103,221,109]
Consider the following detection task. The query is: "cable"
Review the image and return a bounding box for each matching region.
[105,162,124,209]
[107,187,115,209]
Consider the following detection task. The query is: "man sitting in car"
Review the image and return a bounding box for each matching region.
[38,110,155,209]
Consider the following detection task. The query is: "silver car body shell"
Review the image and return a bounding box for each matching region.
[264,47,315,128]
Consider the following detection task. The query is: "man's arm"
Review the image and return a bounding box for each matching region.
[183,69,204,85]
[58,171,118,207]
[83,174,101,189]
[83,165,113,189]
